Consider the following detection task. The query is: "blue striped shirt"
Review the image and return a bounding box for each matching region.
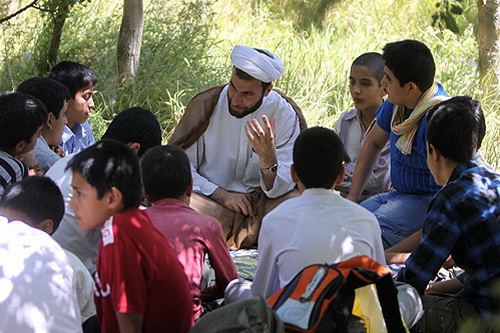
[376,83,447,195]
[397,162,500,315]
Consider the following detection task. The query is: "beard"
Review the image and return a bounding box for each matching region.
[227,95,265,118]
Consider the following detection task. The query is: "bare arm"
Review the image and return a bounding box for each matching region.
[116,312,144,333]
[347,123,389,202]
[385,230,423,265]
[426,278,464,295]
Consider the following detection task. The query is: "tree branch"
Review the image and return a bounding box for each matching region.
[0,0,39,24]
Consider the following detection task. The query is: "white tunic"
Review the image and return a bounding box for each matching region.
[251,188,386,298]
[186,85,301,199]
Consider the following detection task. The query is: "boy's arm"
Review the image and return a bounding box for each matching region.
[425,278,464,295]
[116,312,144,333]
[347,122,389,202]
[385,230,422,265]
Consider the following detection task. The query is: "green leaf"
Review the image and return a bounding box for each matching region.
[450,4,463,15]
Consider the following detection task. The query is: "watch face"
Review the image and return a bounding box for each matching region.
[270,164,278,172]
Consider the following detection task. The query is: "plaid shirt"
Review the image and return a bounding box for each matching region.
[396,161,500,315]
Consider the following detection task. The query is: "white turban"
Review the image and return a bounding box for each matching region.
[230,45,284,83]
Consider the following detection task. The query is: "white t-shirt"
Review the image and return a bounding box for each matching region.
[186,86,301,198]
[251,188,386,298]
[47,155,100,274]
[0,217,82,332]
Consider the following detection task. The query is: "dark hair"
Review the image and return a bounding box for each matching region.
[141,145,191,202]
[382,40,435,92]
[0,176,65,234]
[234,67,272,93]
[102,107,162,157]
[0,92,46,149]
[352,52,385,83]
[66,140,142,208]
[293,126,348,189]
[427,96,486,163]
[48,61,97,98]
[17,77,70,119]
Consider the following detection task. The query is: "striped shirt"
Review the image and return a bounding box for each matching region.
[376,83,447,195]
[0,150,28,197]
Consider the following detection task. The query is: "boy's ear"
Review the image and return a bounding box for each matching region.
[291,164,299,184]
[186,178,193,198]
[335,165,346,186]
[39,219,54,235]
[143,190,153,206]
[407,81,419,95]
[108,187,124,211]
[46,113,55,130]
[128,142,141,155]
[14,140,27,154]
[428,143,442,162]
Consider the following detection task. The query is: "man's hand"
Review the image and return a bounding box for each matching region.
[245,115,277,168]
[210,187,254,216]
[50,144,66,158]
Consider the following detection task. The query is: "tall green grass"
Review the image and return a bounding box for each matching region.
[0,0,498,169]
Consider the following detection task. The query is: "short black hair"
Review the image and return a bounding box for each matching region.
[352,52,385,83]
[48,61,97,98]
[0,176,65,234]
[102,107,162,157]
[0,92,46,149]
[427,96,486,163]
[141,145,191,202]
[17,77,70,119]
[293,126,348,189]
[382,40,435,92]
[66,140,142,208]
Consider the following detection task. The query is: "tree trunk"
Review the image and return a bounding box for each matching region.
[116,0,143,86]
[478,0,500,93]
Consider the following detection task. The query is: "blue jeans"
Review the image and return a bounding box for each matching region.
[360,191,433,249]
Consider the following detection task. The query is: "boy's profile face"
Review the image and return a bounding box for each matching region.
[69,171,112,232]
[66,84,94,129]
[349,65,385,114]
[381,66,410,107]
[45,101,68,146]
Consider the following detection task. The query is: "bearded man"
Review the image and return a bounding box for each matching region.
[170,45,307,249]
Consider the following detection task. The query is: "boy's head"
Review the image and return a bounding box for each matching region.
[0,176,65,235]
[67,140,141,231]
[292,126,349,190]
[49,61,97,129]
[0,92,46,155]
[17,77,70,146]
[382,40,435,104]
[427,96,485,170]
[102,107,162,157]
[350,52,386,113]
[141,145,192,203]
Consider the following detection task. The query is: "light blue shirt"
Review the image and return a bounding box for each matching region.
[61,121,96,155]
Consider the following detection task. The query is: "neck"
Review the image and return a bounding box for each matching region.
[405,91,424,109]
[359,108,377,129]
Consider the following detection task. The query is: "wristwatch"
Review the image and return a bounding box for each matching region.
[260,163,278,173]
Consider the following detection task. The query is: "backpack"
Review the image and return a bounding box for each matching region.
[267,255,408,333]
[190,296,285,333]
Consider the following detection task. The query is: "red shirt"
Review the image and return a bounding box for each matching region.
[146,198,238,319]
[94,208,193,332]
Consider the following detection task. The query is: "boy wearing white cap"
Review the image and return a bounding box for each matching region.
[170,45,307,249]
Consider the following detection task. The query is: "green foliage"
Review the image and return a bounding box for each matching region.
[0,0,499,169]
[431,0,477,34]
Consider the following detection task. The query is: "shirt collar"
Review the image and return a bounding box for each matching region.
[151,197,189,208]
[343,108,361,121]
[448,160,478,183]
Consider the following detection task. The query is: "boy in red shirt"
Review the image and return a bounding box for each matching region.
[68,140,193,333]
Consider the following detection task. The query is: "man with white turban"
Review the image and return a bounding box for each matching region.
[170,45,307,249]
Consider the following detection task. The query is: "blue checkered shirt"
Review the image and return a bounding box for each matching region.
[396,161,500,315]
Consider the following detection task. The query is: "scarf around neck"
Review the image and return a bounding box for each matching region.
[390,83,449,155]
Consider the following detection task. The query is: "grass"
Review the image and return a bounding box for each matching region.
[0,0,498,169]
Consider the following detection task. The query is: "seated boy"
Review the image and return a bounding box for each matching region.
[48,107,162,274]
[226,126,422,328]
[17,77,70,173]
[0,176,97,330]
[49,61,96,155]
[396,96,500,332]
[0,216,81,332]
[141,145,239,320]
[67,140,193,332]
[335,52,390,199]
[0,92,45,196]
[348,40,449,249]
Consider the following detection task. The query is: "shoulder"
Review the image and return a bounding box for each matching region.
[375,100,394,132]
